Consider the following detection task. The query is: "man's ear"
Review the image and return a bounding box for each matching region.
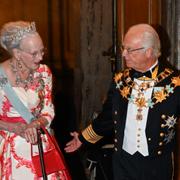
[145,47,153,58]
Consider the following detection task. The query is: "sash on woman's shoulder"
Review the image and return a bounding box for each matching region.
[0,66,34,123]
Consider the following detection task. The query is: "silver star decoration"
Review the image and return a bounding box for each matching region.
[164,129,175,144]
[164,115,177,129]
[165,85,174,93]
[116,81,122,89]
[128,95,135,103]
[147,99,154,108]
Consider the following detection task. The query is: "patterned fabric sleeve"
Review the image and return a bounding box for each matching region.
[38,64,55,126]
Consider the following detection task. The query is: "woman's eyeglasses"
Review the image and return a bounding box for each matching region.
[19,48,47,59]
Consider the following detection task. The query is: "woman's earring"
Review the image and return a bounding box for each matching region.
[16,58,23,69]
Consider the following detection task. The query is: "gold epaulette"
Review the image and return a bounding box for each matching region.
[82,124,103,144]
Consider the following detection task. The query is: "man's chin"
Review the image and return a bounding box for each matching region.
[125,63,132,68]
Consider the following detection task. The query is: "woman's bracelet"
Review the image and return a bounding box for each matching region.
[34,118,47,128]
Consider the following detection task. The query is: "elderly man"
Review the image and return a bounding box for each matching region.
[65,24,180,180]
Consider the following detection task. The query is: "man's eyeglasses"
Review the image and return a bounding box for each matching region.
[121,46,145,54]
[19,48,47,59]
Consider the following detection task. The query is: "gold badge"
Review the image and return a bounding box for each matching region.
[114,72,123,83]
[120,86,130,98]
[171,76,180,87]
[154,89,167,103]
[135,97,146,108]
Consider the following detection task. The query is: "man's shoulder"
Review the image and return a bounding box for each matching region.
[113,68,131,82]
[159,61,179,75]
[156,64,180,97]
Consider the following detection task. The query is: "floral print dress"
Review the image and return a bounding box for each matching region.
[0,64,67,180]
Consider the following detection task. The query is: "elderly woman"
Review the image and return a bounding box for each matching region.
[0,21,68,179]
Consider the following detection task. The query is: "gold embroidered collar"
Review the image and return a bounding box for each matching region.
[114,67,179,108]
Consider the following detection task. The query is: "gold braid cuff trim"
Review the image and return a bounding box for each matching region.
[82,124,103,144]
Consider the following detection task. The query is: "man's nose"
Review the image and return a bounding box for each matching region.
[122,49,128,57]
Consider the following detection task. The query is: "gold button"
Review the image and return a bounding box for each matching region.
[114,111,117,115]
[160,133,164,137]
[114,147,118,151]
[114,138,117,143]
[114,120,117,124]
[161,124,165,128]
[157,151,162,155]
[148,138,151,141]
[159,142,163,146]
[161,114,166,119]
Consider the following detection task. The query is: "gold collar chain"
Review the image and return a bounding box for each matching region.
[114,67,174,121]
[116,67,173,95]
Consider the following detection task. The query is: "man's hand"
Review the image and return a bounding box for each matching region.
[64,132,82,153]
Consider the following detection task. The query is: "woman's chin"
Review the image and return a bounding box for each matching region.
[32,64,40,70]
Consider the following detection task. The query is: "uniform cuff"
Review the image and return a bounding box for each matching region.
[81,124,103,144]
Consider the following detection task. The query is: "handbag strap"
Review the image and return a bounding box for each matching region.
[41,126,67,164]
[0,66,34,123]
[31,127,58,155]
[40,126,61,151]
[31,126,64,157]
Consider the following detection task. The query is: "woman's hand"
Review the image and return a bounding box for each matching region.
[6,117,48,144]
[9,122,27,137]
[64,132,82,153]
[23,117,47,144]
[28,117,48,129]
[24,126,38,144]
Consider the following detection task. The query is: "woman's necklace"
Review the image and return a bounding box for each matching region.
[9,60,34,90]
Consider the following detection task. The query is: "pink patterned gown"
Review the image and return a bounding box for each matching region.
[0,64,67,180]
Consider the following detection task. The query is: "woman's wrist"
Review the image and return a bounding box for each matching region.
[0,121,14,132]
[4,121,26,134]
[33,117,48,128]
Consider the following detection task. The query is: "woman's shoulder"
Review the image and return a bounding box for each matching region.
[37,64,52,76]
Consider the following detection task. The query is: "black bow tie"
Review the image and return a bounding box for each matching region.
[132,70,152,79]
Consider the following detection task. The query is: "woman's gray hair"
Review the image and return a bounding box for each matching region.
[0,21,37,52]
[142,30,161,58]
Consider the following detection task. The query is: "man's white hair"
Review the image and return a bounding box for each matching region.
[128,24,161,58]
